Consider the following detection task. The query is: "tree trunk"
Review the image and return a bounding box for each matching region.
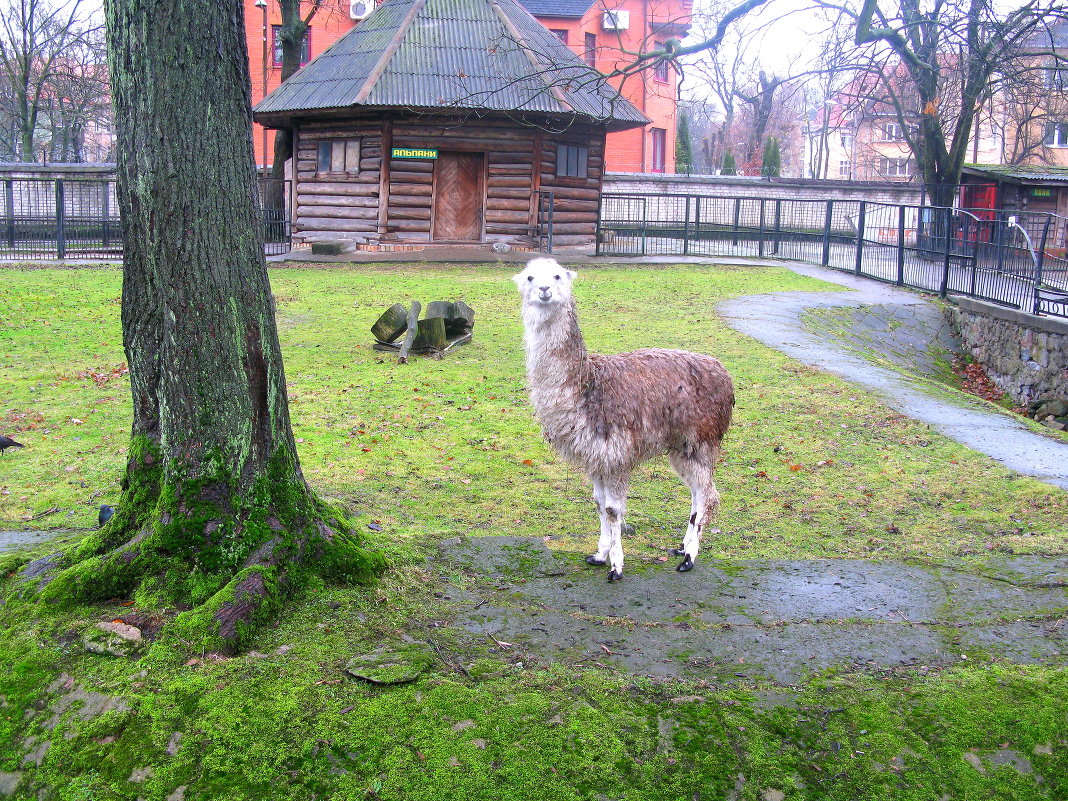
[37,0,382,652]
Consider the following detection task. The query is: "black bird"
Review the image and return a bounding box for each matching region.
[0,435,24,455]
[98,504,115,528]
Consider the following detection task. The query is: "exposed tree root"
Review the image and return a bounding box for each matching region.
[28,444,384,654]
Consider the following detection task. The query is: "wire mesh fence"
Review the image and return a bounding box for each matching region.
[1,177,292,260]
[598,193,1068,319]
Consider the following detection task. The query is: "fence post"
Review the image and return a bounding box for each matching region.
[1036,215,1051,278]
[4,180,13,248]
[821,199,833,266]
[731,197,741,247]
[939,208,952,299]
[758,199,766,257]
[102,181,111,249]
[682,195,691,256]
[55,179,66,260]
[773,199,782,255]
[853,201,866,275]
[693,196,702,256]
[896,204,906,286]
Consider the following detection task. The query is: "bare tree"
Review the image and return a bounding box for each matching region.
[0,0,100,160]
[813,0,1068,206]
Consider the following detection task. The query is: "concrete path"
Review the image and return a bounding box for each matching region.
[718,263,1068,490]
[439,537,1068,684]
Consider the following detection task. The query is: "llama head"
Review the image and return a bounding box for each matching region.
[513,258,577,312]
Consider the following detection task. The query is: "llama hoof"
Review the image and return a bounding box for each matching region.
[607,569,623,582]
[676,555,695,572]
[585,554,607,566]
[669,547,685,557]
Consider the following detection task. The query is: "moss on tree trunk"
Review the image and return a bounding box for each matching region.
[36,0,383,653]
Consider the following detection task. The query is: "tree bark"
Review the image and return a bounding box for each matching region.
[37,0,382,652]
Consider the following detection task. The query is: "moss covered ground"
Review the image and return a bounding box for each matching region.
[0,262,1066,799]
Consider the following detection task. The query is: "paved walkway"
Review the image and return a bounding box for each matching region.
[440,537,1068,683]
[718,263,1068,490]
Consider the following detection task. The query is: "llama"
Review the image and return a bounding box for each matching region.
[514,257,734,581]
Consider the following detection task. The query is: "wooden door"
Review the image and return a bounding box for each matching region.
[432,152,484,241]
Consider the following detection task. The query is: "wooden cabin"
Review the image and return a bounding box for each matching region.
[253,0,646,250]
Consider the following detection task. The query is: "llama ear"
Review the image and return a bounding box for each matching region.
[567,270,577,281]
[512,272,526,286]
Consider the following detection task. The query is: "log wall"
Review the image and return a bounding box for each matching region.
[292,113,607,247]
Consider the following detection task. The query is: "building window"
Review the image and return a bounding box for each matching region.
[840,132,852,150]
[838,160,852,179]
[653,43,669,82]
[317,139,361,175]
[1044,122,1068,147]
[650,128,666,173]
[556,143,588,178]
[880,121,904,141]
[272,25,311,67]
[584,32,596,68]
[880,156,912,178]
[550,29,568,45]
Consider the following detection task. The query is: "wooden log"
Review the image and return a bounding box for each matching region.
[294,217,377,232]
[442,332,473,352]
[388,208,433,221]
[384,219,432,232]
[388,184,433,198]
[397,301,421,364]
[298,182,379,197]
[300,196,379,209]
[389,170,435,184]
[486,198,533,212]
[371,303,409,343]
[388,195,432,209]
[486,177,533,188]
[295,206,379,220]
[484,210,531,224]
[424,300,474,337]
[412,316,447,351]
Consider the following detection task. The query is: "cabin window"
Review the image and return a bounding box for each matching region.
[556,143,588,178]
[317,139,361,175]
[272,26,312,67]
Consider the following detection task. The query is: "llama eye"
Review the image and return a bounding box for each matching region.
[527,276,533,282]
[554,275,560,280]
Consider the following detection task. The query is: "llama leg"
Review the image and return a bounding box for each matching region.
[585,476,611,566]
[602,478,629,582]
[669,452,720,572]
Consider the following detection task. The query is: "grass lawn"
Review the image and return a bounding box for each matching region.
[0,261,1066,800]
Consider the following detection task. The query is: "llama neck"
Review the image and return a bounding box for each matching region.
[523,300,592,390]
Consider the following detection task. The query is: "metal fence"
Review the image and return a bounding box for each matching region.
[0,177,292,260]
[598,193,1068,319]
[533,190,555,254]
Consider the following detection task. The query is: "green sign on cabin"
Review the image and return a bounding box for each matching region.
[1030,187,1052,198]
[392,148,438,160]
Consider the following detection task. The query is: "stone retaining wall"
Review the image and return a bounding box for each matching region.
[603,173,925,206]
[951,298,1068,408]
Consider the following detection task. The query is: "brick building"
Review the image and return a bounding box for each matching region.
[245,0,689,173]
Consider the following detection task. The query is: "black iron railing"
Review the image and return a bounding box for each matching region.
[598,192,1068,319]
[0,176,292,260]
[533,190,555,254]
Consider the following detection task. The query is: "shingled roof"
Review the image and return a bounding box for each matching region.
[254,0,647,130]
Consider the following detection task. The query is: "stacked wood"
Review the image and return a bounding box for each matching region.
[372,300,474,361]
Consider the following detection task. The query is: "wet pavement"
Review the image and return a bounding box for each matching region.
[718,263,1068,490]
[437,537,1068,684]
[0,530,70,553]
